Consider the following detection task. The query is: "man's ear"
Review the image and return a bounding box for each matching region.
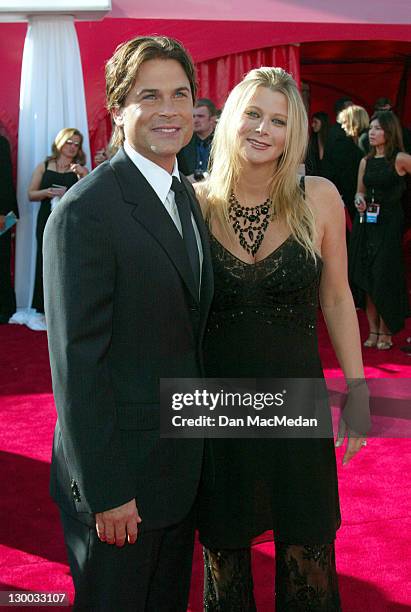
[112,107,124,127]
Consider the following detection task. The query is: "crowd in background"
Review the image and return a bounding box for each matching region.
[0,90,410,344]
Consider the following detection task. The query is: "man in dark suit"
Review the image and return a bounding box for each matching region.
[44,36,213,611]
[321,97,362,218]
[0,135,18,323]
[177,98,218,180]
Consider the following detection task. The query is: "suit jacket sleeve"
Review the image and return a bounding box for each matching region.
[0,136,18,217]
[177,136,197,176]
[43,186,135,513]
[322,127,361,204]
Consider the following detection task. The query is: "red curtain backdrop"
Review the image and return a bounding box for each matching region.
[301,41,411,126]
[0,23,26,174]
[1,19,410,164]
[196,45,300,111]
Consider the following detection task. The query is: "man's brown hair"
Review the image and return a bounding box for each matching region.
[195,98,218,117]
[106,36,197,150]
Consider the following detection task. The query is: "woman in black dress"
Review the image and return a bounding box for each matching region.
[28,128,88,327]
[349,111,411,350]
[195,67,368,610]
[305,111,329,176]
[333,105,369,221]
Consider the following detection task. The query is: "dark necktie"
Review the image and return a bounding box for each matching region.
[171,176,200,292]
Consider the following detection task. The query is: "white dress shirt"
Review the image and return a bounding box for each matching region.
[124,141,203,288]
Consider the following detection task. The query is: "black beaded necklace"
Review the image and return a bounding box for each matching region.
[228,192,272,256]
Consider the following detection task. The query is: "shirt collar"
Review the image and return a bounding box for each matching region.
[195,131,214,148]
[124,140,180,204]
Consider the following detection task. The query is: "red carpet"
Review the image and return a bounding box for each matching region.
[1,311,410,611]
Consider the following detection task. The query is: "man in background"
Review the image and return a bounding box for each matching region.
[321,97,359,213]
[0,134,18,323]
[178,97,218,180]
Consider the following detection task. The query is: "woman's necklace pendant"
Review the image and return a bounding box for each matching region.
[228,192,272,256]
[57,160,71,173]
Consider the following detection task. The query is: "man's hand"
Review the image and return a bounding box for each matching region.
[94,148,108,166]
[0,215,5,231]
[95,499,142,547]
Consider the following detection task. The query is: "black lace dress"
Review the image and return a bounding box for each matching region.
[198,233,341,549]
[348,156,409,333]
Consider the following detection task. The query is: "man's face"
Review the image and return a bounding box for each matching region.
[193,105,214,139]
[113,59,194,172]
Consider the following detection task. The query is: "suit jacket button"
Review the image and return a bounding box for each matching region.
[70,479,82,502]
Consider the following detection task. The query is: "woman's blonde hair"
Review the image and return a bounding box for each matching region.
[48,128,86,165]
[202,66,316,258]
[338,105,369,141]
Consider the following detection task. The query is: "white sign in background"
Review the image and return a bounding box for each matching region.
[0,0,111,21]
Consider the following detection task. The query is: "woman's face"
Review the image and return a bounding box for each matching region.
[60,135,82,159]
[368,120,385,148]
[237,86,288,168]
[311,117,321,133]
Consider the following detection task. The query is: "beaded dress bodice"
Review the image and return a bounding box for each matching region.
[199,225,340,552]
[206,232,322,338]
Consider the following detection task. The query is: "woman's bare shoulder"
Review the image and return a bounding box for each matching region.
[304,175,344,218]
[33,160,47,174]
[396,151,411,175]
[193,180,211,217]
[304,175,337,195]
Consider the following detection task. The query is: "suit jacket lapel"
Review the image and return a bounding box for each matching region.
[181,174,214,321]
[110,149,200,303]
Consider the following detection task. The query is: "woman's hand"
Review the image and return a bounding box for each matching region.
[47,186,67,198]
[335,421,368,465]
[335,379,370,465]
[354,193,366,213]
[70,163,88,178]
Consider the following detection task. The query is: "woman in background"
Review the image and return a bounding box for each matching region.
[305,111,329,176]
[333,105,369,221]
[339,105,369,148]
[349,111,411,349]
[196,67,368,610]
[28,128,88,329]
